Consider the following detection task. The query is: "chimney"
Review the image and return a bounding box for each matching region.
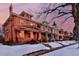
[9,4,13,15]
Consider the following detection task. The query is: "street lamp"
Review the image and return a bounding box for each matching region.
[52,21,57,41]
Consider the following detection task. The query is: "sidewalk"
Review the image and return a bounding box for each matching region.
[42,44,79,56]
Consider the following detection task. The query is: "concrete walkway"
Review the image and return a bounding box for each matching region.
[42,44,79,56]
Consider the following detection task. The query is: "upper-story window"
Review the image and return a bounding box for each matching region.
[20,19,25,25]
[49,28,51,32]
[30,22,34,26]
[51,29,52,32]
[41,26,44,30]
[20,11,33,20]
[37,24,41,28]
[59,31,63,34]
[46,27,49,31]
[52,29,55,33]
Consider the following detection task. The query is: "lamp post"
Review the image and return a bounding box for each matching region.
[52,21,57,41]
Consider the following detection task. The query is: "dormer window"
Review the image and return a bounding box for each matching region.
[24,14,27,17]
[20,11,33,19]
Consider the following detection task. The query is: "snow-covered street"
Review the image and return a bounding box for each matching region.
[0,41,77,56]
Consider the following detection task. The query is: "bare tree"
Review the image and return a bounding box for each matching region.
[36,3,79,48]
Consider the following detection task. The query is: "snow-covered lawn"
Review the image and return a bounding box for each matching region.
[0,43,50,56]
[0,41,76,56]
[42,44,79,56]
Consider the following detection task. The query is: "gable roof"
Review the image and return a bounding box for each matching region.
[19,11,33,17]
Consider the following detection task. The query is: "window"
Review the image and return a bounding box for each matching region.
[59,31,62,33]
[41,26,43,30]
[30,22,34,26]
[52,29,55,33]
[20,19,25,25]
[37,24,40,28]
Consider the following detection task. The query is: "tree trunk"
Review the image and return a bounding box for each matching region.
[72,3,79,48]
[72,4,79,36]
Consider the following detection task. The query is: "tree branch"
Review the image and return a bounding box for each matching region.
[36,3,72,19]
[61,15,73,24]
[42,3,71,14]
[50,12,71,20]
[58,11,72,15]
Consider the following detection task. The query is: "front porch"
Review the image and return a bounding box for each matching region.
[3,27,57,45]
[15,30,41,44]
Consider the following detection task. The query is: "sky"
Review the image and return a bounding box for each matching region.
[0,3,75,32]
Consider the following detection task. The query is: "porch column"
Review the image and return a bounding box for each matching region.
[50,34,53,41]
[18,30,24,43]
[46,33,49,42]
[38,33,42,41]
[12,30,17,43]
[20,30,25,39]
[30,31,34,40]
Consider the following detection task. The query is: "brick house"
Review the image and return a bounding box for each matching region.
[3,4,59,45]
